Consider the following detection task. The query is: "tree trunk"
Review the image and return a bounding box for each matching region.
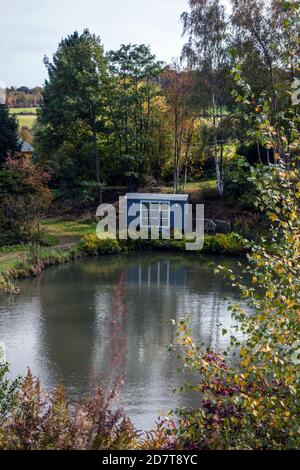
[219,104,224,195]
[183,123,194,192]
[251,28,284,161]
[257,140,262,164]
[212,93,223,198]
[93,126,102,205]
[174,109,179,194]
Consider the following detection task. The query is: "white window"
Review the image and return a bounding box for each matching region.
[140,201,170,229]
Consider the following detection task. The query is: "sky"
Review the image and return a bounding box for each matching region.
[0,0,230,88]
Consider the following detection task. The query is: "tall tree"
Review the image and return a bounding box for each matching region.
[231,0,284,114]
[107,44,164,183]
[37,30,109,203]
[182,116,196,191]
[231,0,288,159]
[232,0,299,165]
[161,63,194,193]
[0,104,20,167]
[181,0,231,197]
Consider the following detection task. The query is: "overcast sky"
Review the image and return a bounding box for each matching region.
[0,0,230,88]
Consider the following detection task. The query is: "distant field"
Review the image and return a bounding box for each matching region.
[9,107,37,115]
[9,107,38,129]
[16,114,37,128]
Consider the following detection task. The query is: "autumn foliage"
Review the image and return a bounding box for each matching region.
[0,157,52,244]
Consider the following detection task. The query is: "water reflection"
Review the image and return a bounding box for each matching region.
[0,253,245,429]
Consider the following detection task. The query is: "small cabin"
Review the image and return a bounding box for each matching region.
[18,138,34,157]
[125,193,189,231]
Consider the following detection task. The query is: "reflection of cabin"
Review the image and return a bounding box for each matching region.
[125,193,189,231]
[18,138,34,157]
[127,261,187,288]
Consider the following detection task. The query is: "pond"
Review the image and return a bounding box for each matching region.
[0,253,245,430]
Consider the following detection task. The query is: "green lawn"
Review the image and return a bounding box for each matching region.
[183,179,217,192]
[9,107,37,115]
[0,218,96,281]
[42,218,97,243]
[16,115,37,128]
[9,108,38,129]
[164,179,217,193]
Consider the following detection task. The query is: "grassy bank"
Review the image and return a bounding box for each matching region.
[0,218,89,290]
[42,217,97,245]
[0,246,80,292]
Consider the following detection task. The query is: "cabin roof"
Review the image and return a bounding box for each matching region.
[125,193,189,201]
[18,138,34,153]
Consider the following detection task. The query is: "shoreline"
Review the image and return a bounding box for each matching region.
[0,232,246,293]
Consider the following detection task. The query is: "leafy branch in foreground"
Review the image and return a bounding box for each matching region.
[0,362,20,424]
[165,3,300,450]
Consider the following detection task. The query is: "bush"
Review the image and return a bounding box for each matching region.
[223,156,257,210]
[79,233,245,257]
[168,287,299,449]
[79,234,121,255]
[120,237,186,253]
[0,370,137,450]
[232,213,267,240]
[203,233,245,255]
[0,157,52,244]
[0,363,20,424]
[165,161,300,450]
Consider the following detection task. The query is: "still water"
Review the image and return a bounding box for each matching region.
[0,253,245,430]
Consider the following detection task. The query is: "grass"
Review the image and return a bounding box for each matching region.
[9,108,38,129]
[0,220,88,290]
[163,179,217,194]
[16,115,37,128]
[0,243,28,255]
[9,107,37,115]
[42,218,97,244]
[0,218,96,286]
[182,179,217,192]
[0,246,79,292]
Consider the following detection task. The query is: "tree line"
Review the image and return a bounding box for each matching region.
[0,0,298,241]
[6,87,42,108]
[32,0,294,204]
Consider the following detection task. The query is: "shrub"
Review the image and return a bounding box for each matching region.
[168,307,299,450]
[232,213,266,240]
[79,234,121,255]
[96,238,121,255]
[78,233,101,255]
[119,237,151,252]
[0,363,20,424]
[0,370,137,450]
[0,157,52,244]
[79,233,245,257]
[223,156,257,210]
[165,163,300,450]
[203,233,245,255]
